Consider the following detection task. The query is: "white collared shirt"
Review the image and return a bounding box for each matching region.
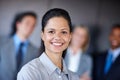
[109,47,120,62]
[67,47,82,72]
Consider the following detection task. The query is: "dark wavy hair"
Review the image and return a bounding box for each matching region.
[10,12,37,37]
[39,8,72,54]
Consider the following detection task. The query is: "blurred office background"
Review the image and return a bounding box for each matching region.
[0,0,120,53]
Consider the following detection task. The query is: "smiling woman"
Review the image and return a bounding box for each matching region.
[41,17,71,54]
[17,8,79,80]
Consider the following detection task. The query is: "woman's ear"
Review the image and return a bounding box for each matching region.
[41,31,44,41]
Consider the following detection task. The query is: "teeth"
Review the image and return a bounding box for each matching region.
[52,43,62,46]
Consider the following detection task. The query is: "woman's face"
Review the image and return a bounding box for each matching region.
[71,27,88,48]
[41,17,71,53]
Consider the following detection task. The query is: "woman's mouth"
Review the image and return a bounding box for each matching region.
[51,42,64,46]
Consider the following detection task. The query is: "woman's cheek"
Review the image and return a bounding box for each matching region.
[45,34,53,40]
[65,36,71,43]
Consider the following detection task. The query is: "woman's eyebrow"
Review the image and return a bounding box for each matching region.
[46,28,69,31]
[61,28,69,30]
[46,28,55,30]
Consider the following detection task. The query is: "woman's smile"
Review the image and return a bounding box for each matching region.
[51,42,63,46]
[41,17,71,53]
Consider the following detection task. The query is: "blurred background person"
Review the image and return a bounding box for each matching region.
[63,25,92,80]
[93,24,120,80]
[0,12,40,80]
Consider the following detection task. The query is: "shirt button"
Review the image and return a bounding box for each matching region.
[59,75,61,78]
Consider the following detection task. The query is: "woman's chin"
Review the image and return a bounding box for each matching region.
[53,50,63,53]
[50,49,64,54]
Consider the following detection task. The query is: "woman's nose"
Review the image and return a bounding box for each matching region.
[54,33,61,40]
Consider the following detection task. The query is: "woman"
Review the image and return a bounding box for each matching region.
[64,25,92,80]
[17,8,79,80]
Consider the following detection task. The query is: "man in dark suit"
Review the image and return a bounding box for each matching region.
[0,12,40,80]
[93,24,120,80]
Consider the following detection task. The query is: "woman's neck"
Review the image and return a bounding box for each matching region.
[70,45,82,54]
[45,50,63,70]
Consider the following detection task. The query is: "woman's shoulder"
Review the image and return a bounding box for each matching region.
[17,58,43,80]
[18,58,41,74]
[81,53,92,64]
[82,53,92,58]
[23,58,41,69]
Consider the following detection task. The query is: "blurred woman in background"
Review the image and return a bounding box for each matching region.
[64,25,92,80]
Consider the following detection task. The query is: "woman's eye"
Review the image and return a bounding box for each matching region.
[62,31,68,34]
[48,31,54,34]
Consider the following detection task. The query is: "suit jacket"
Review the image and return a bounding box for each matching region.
[0,38,40,80]
[0,36,8,48]
[64,51,92,77]
[93,50,120,80]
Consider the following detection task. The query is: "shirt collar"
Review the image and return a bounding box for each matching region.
[109,47,120,61]
[39,52,69,75]
[13,34,29,47]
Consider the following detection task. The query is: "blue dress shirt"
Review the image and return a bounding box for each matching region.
[13,34,29,57]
